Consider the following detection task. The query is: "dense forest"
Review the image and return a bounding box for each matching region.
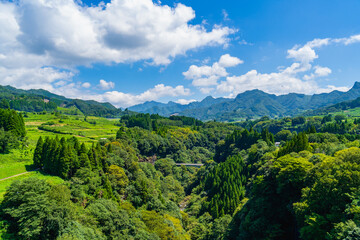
[2,110,360,239]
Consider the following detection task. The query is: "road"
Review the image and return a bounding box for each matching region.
[175,163,204,167]
[0,169,39,182]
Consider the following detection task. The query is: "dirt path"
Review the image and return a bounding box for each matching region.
[0,169,39,182]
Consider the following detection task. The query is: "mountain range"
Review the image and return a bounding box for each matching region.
[2,82,360,120]
[129,82,360,121]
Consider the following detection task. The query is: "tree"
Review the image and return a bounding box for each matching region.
[0,128,17,154]
[278,132,310,157]
[321,114,332,124]
[335,114,346,123]
[107,165,129,194]
[33,136,44,168]
[0,99,10,109]
[275,130,292,142]
[202,154,247,218]
[1,178,75,240]
[292,116,306,126]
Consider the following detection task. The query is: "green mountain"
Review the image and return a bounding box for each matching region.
[306,96,360,116]
[0,85,123,117]
[129,95,232,117]
[129,82,360,121]
[129,101,189,116]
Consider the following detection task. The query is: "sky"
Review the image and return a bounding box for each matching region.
[1,0,360,108]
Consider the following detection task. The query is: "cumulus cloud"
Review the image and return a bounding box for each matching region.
[199,87,215,94]
[0,66,73,91]
[176,99,197,105]
[98,84,191,107]
[183,54,243,87]
[46,83,190,108]
[0,0,233,102]
[218,54,244,67]
[216,66,343,97]
[213,34,360,96]
[287,45,318,64]
[304,66,332,80]
[334,34,360,45]
[9,0,233,66]
[287,34,360,64]
[217,67,317,97]
[216,60,339,97]
[81,82,91,88]
[98,79,115,90]
[314,66,332,76]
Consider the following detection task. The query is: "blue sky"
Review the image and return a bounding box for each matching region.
[1,0,360,107]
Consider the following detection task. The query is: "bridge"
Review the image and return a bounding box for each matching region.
[175,163,204,167]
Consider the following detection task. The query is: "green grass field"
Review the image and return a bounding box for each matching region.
[0,171,64,200]
[0,148,33,179]
[333,107,360,117]
[313,107,360,118]
[0,111,120,202]
[25,112,120,146]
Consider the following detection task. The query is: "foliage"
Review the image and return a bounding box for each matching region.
[214,128,274,162]
[278,132,310,157]
[201,155,247,218]
[0,108,26,137]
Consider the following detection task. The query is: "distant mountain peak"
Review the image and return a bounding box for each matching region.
[203,96,214,100]
[352,81,360,89]
[235,89,269,99]
[200,96,215,103]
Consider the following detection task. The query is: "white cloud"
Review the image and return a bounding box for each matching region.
[287,45,318,63]
[209,34,360,97]
[99,84,191,107]
[98,79,115,90]
[199,87,215,94]
[46,82,191,108]
[183,54,243,89]
[82,82,91,88]
[334,34,360,45]
[0,66,73,91]
[0,0,234,96]
[176,99,197,105]
[215,58,339,96]
[217,67,315,96]
[192,76,220,87]
[287,34,360,64]
[216,65,347,97]
[222,9,230,21]
[306,38,331,48]
[8,0,234,66]
[314,65,332,76]
[303,66,332,80]
[238,39,252,45]
[218,54,244,67]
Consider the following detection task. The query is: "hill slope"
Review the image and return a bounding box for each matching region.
[0,85,122,117]
[306,96,360,116]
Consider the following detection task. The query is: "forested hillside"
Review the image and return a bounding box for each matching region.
[0,85,125,117]
[1,110,360,239]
